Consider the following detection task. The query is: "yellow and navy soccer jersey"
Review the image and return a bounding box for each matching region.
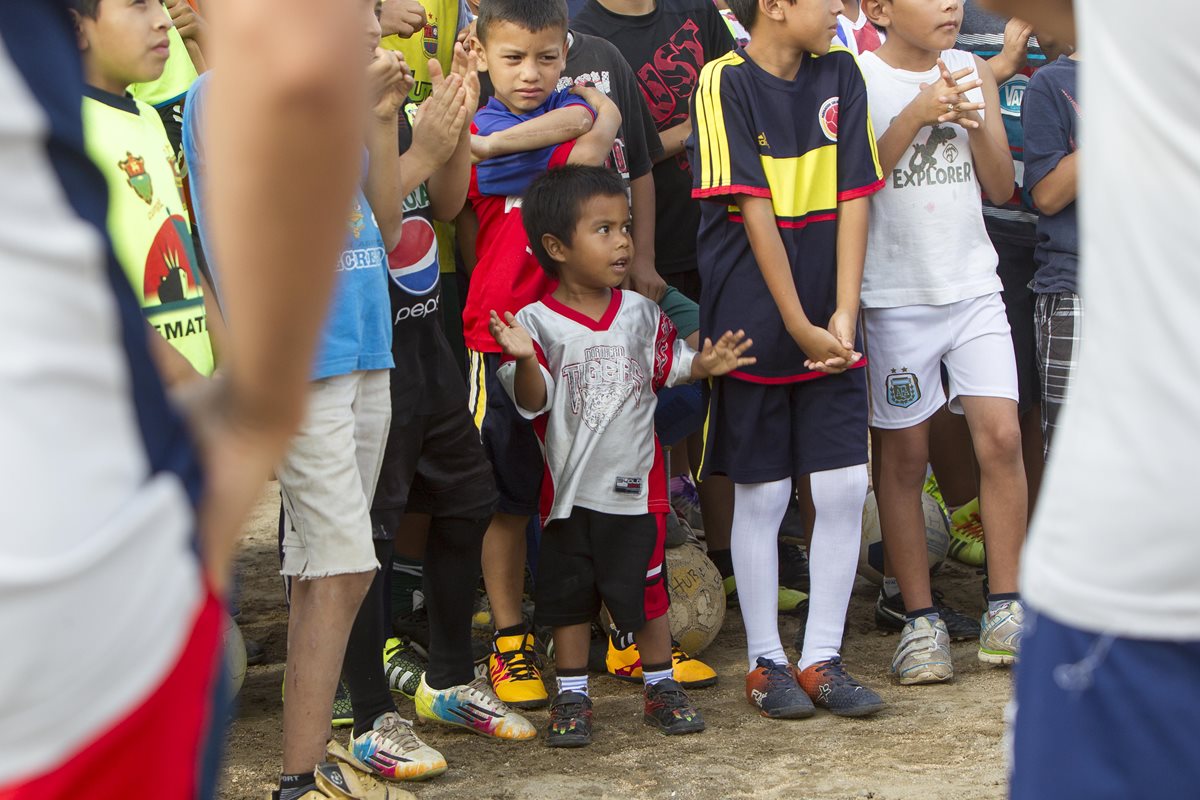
[690,47,883,383]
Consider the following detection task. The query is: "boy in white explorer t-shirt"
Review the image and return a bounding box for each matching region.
[490,165,753,748]
[858,0,1026,684]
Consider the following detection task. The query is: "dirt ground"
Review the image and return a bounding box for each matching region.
[220,485,1011,800]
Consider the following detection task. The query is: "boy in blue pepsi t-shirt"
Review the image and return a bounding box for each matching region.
[185,17,457,792]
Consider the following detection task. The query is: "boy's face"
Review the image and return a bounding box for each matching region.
[552,194,633,290]
[478,21,567,113]
[77,0,171,90]
[777,0,846,55]
[867,0,963,52]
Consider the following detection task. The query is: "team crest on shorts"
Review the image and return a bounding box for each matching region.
[819,97,839,142]
[885,369,920,408]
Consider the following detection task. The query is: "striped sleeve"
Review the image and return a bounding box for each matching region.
[834,51,885,200]
[690,54,770,201]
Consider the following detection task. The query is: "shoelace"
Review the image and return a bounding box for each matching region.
[374,713,423,752]
[813,657,864,690]
[551,696,591,722]
[648,682,692,710]
[465,676,513,712]
[955,513,985,542]
[495,641,541,680]
[671,642,693,663]
[760,659,799,693]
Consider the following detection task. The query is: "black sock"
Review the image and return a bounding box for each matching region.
[278,772,316,800]
[987,591,1020,603]
[905,606,938,622]
[708,548,734,580]
[343,538,398,738]
[495,622,528,640]
[609,625,636,650]
[423,514,488,690]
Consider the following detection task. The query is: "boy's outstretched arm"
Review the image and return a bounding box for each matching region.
[365,49,415,251]
[200,0,368,587]
[690,329,755,379]
[566,85,621,166]
[472,106,594,162]
[489,311,548,412]
[739,195,856,373]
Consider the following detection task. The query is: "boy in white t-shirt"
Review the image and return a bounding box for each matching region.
[859,0,1025,684]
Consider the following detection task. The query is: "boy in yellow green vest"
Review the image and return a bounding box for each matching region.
[74,0,217,380]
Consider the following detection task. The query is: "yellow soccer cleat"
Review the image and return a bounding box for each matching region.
[605,636,718,689]
[487,631,548,709]
[948,498,986,567]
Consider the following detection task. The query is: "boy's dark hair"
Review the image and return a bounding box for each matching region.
[521,165,628,276]
[726,0,798,32]
[70,0,101,18]
[477,0,569,43]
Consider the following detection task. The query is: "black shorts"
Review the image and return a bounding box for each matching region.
[534,508,669,632]
[664,268,702,304]
[467,350,543,516]
[371,399,499,537]
[701,369,868,483]
[992,235,1040,414]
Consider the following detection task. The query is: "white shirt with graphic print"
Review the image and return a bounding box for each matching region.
[858,48,1002,308]
[497,289,694,524]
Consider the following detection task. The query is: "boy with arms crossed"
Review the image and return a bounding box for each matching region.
[691,0,887,719]
[858,0,1025,683]
[491,165,752,745]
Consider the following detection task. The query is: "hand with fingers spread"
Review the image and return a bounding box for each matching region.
[691,329,756,379]
[489,310,537,361]
[912,59,985,128]
[368,47,415,121]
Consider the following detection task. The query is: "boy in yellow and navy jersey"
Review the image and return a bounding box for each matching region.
[689,0,885,719]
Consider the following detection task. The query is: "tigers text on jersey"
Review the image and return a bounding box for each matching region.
[497,290,694,523]
[689,47,883,383]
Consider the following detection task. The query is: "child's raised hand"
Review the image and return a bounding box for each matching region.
[694,330,755,378]
[489,311,536,360]
[412,59,468,165]
[369,48,414,121]
[911,60,984,128]
[451,42,481,115]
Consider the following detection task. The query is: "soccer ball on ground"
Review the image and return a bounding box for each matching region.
[858,489,951,586]
[224,614,248,696]
[666,543,727,655]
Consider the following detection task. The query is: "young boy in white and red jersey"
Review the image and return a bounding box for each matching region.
[858,0,1025,684]
[490,165,753,746]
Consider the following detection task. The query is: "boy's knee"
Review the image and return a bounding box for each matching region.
[975,419,1023,467]
[879,440,928,484]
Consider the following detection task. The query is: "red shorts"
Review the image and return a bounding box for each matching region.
[0,589,224,800]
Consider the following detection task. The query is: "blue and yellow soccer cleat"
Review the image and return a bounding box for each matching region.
[414,674,537,741]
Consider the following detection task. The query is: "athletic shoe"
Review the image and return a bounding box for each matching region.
[414,673,536,740]
[744,657,814,719]
[874,589,981,640]
[382,637,426,699]
[923,473,949,517]
[392,606,430,657]
[328,712,447,782]
[948,498,986,567]
[245,636,266,667]
[778,539,810,593]
[670,474,704,530]
[546,691,593,748]
[270,761,416,799]
[979,599,1024,665]
[643,678,706,735]
[797,658,885,718]
[664,511,699,548]
[487,631,548,709]
[890,616,954,685]
[724,576,809,616]
[331,680,353,729]
[604,636,718,689]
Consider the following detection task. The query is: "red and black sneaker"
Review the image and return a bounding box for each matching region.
[546,691,593,748]
[643,678,706,735]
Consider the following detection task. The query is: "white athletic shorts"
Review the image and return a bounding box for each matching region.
[278,369,391,578]
[862,293,1018,429]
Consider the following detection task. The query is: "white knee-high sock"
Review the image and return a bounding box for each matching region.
[799,464,868,670]
[732,479,792,669]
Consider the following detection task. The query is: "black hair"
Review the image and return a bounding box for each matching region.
[726,0,798,32]
[521,165,628,277]
[70,0,101,18]
[477,0,569,43]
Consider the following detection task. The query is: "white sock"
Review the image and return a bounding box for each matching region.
[882,576,901,599]
[643,666,674,687]
[732,479,792,670]
[799,465,868,671]
[557,673,589,697]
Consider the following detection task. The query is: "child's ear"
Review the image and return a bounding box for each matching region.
[475,41,489,72]
[69,9,89,52]
[862,0,889,28]
[541,233,569,263]
[760,0,786,23]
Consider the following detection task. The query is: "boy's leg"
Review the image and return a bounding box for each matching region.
[874,423,936,613]
[1034,291,1082,457]
[731,480,792,667]
[468,349,547,707]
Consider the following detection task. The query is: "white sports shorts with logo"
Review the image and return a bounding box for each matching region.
[862,293,1018,429]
